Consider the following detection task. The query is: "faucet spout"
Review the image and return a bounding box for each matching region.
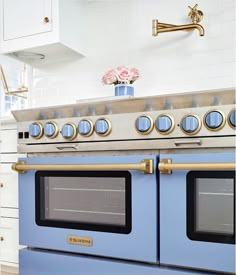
[177,23,204,36]
[193,23,205,36]
[152,20,205,37]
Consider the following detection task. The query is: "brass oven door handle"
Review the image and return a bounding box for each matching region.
[12,159,154,174]
[159,159,235,174]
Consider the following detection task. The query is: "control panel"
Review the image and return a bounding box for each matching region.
[16,105,235,146]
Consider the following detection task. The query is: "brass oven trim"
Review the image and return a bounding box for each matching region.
[159,159,235,174]
[12,159,154,174]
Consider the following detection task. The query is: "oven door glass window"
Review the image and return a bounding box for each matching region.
[187,171,235,244]
[35,171,131,234]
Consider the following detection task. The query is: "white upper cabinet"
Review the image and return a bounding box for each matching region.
[3,0,52,40]
[0,0,87,66]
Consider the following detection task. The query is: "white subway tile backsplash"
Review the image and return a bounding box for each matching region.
[29,0,236,107]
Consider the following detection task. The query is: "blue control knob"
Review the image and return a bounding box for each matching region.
[29,123,43,139]
[95,119,111,135]
[61,123,77,140]
[135,116,153,134]
[156,115,173,133]
[229,110,236,128]
[205,111,224,130]
[44,122,58,138]
[78,120,93,136]
[181,115,200,134]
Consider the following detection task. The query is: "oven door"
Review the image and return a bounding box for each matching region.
[159,152,235,273]
[17,155,158,263]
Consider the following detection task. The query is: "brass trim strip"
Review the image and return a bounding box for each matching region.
[159,159,235,174]
[12,159,154,174]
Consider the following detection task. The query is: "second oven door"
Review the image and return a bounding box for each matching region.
[19,155,158,263]
[159,152,235,273]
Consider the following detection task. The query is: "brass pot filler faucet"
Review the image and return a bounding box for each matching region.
[152,4,205,37]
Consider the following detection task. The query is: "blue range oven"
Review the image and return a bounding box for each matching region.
[11,89,236,275]
[17,155,158,263]
[159,152,235,274]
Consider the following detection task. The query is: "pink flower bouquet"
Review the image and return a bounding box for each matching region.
[102,66,140,85]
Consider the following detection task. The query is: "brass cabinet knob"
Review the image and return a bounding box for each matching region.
[0,237,4,241]
[44,17,50,23]
[0,183,3,188]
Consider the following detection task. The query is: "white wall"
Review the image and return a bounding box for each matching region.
[31,0,236,107]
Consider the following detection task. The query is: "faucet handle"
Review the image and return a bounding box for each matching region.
[188,4,203,23]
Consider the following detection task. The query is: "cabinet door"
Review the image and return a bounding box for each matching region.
[0,217,19,264]
[3,0,52,41]
[0,164,18,208]
[0,129,17,153]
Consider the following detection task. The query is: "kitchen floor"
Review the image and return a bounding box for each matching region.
[0,265,18,275]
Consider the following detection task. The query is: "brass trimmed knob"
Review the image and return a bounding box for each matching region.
[0,237,4,241]
[44,122,59,139]
[44,17,50,23]
[0,183,3,188]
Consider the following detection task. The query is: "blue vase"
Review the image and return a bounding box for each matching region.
[115,84,134,96]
